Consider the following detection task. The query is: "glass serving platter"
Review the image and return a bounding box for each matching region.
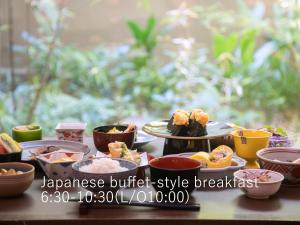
[143,120,234,140]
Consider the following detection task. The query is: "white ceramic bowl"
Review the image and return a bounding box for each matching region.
[234,169,284,199]
[72,157,138,193]
[37,150,84,180]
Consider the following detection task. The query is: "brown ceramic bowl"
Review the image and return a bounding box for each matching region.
[0,162,35,197]
[93,125,136,152]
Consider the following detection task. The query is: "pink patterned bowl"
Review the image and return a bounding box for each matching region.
[257,147,300,184]
[56,123,86,143]
[234,169,284,199]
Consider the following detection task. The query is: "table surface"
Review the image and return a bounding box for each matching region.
[0,137,300,225]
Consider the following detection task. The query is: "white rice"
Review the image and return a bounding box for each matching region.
[79,158,128,173]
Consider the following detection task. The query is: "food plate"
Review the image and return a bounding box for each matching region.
[179,152,246,180]
[133,130,157,148]
[143,120,234,140]
[95,151,151,168]
[21,140,90,162]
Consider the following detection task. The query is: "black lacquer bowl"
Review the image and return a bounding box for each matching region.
[149,156,201,195]
[0,151,22,163]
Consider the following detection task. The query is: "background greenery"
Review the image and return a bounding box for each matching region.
[0,0,300,135]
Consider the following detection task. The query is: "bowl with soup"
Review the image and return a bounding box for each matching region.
[257,147,300,184]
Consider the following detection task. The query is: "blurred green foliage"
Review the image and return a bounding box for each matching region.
[0,0,300,135]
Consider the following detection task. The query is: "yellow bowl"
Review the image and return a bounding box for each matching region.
[232,129,271,168]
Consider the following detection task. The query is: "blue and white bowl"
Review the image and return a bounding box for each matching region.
[37,150,84,180]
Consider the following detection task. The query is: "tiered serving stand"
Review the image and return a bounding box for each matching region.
[143,120,234,155]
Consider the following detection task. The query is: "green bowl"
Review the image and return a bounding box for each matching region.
[12,126,42,142]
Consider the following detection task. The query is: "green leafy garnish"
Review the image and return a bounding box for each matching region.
[262,125,287,136]
[276,127,287,137]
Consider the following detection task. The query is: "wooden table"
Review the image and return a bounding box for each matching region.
[0,137,300,225]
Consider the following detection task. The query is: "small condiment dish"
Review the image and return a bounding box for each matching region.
[56,123,86,143]
[12,124,42,142]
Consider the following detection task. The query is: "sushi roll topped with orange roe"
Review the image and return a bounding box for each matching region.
[173,109,190,126]
[167,108,209,137]
[190,108,209,126]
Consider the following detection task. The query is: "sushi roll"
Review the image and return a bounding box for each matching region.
[188,109,208,136]
[167,109,190,136]
[190,109,208,126]
[167,108,209,137]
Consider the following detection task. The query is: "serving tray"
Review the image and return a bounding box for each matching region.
[143,120,234,140]
[143,120,234,155]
